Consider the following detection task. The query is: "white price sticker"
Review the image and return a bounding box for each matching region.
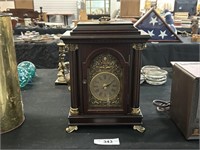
[94,138,120,145]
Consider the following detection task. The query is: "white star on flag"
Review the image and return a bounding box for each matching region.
[149,17,158,26]
[148,30,155,37]
[158,30,168,39]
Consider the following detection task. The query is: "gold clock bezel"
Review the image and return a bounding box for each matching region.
[89,72,120,101]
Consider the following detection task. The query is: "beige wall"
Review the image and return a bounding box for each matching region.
[0,1,15,11]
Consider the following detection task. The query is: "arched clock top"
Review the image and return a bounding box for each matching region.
[84,47,129,66]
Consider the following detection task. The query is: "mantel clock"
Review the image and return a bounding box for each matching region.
[61,21,150,133]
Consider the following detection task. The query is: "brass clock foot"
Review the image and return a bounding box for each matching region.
[55,78,67,85]
[133,125,145,133]
[66,126,78,133]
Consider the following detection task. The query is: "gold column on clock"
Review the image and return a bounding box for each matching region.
[61,21,150,133]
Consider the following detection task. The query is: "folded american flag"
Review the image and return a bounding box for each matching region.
[134,8,182,42]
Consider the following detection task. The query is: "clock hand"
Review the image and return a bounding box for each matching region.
[103,80,114,88]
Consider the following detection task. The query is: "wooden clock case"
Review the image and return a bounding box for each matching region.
[61,21,149,133]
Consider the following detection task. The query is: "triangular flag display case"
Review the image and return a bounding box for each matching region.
[61,21,150,133]
[134,8,182,42]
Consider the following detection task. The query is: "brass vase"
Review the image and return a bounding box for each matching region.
[0,14,25,134]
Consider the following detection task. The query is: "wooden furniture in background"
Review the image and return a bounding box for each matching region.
[4,8,39,25]
[79,10,88,21]
[170,63,200,140]
[14,0,34,9]
[120,0,140,18]
[4,8,39,20]
[38,12,48,22]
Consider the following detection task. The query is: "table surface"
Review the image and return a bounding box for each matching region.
[1,69,199,149]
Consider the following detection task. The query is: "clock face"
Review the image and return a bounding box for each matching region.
[89,72,120,101]
[87,53,123,107]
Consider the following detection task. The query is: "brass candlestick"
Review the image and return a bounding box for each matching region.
[55,42,70,85]
[55,42,68,84]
